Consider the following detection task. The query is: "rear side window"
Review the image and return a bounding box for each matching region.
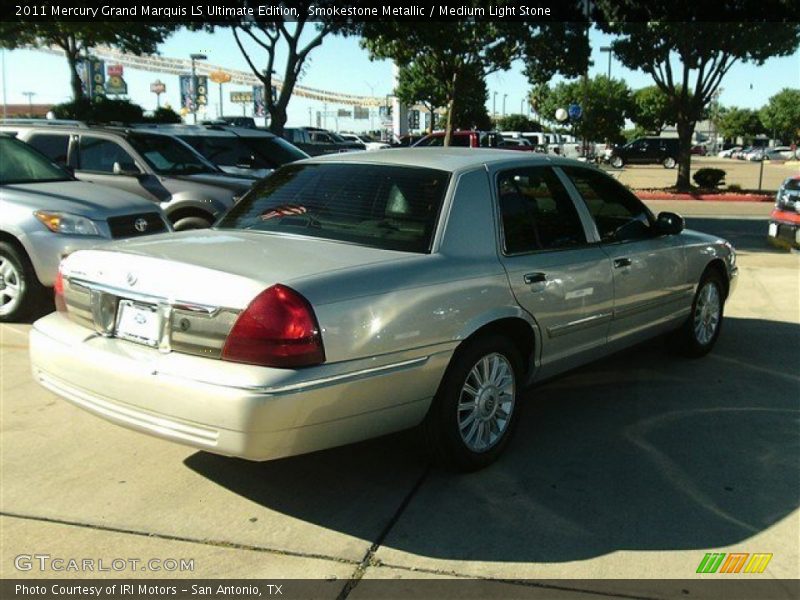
[497,167,586,254]
[27,134,70,166]
[217,163,450,253]
[184,136,264,169]
[78,136,135,173]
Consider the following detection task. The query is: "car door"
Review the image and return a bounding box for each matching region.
[494,165,615,378]
[559,166,691,346]
[627,139,650,164]
[74,135,154,201]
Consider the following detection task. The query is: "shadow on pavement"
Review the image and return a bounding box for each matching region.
[186,317,799,562]
[686,217,783,254]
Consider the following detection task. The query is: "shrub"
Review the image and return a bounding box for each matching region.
[693,168,726,188]
[727,183,743,192]
[52,97,144,123]
[148,106,182,124]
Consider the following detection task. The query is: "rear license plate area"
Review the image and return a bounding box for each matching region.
[116,300,160,347]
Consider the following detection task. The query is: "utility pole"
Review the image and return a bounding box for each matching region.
[23,91,35,115]
[492,92,497,118]
[502,93,507,116]
[600,46,613,78]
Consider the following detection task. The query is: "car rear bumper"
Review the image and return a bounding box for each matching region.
[30,313,446,460]
[768,209,800,248]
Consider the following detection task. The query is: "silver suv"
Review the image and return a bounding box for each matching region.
[1,121,254,230]
[0,134,171,321]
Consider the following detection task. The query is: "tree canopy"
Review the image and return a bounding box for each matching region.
[714,107,765,142]
[495,114,542,133]
[629,86,673,135]
[759,88,800,143]
[596,3,800,187]
[359,5,589,144]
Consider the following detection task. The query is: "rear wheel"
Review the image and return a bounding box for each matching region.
[421,334,522,471]
[663,156,677,169]
[0,241,46,322]
[672,270,725,357]
[610,155,624,169]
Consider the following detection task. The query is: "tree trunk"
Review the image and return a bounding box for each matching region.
[676,118,695,190]
[268,103,288,137]
[443,70,458,147]
[65,51,85,102]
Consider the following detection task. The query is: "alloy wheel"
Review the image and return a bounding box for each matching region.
[693,282,721,346]
[0,256,23,317]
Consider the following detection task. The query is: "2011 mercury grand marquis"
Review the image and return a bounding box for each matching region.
[29,149,738,470]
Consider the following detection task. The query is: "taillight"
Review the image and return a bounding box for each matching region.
[221,284,325,368]
[54,265,67,313]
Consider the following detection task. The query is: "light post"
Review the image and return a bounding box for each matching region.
[209,70,231,119]
[492,92,498,118]
[22,91,35,115]
[150,80,166,109]
[600,46,613,78]
[520,98,525,115]
[502,93,507,116]
[189,53,207,124]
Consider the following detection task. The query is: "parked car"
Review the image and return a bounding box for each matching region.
[30,149,738,471]
[608,137,679,168]
[140,124,309,179]
[0,134,170,321]
[339,133,391,151]
[1,121,254,230]
[282,127,365,156]
[768,175,800,249]
[763,146,794,161]
[718,146,742,158]
[498,137,536,152]
[690,145,707,156]
[744,147,767,161]
[413,130,503,148]
[732,146,753,160]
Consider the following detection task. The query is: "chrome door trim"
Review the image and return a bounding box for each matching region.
[547,312,613,338]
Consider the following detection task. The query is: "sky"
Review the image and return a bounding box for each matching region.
[1,26,798,130]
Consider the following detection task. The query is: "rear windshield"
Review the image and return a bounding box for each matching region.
[785,178,800,191]
[217,163,450,253]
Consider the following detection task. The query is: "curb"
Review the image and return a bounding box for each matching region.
[636,191,774,203]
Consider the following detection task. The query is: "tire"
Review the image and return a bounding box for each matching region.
[672,269,725,358]
[0,241,47,322]
[663,156,677,169]
[171,214,213,231]
[610,156,624,169]
[420,334,523,471]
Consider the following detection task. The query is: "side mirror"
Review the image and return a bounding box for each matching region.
[113,161,142,177]
[656,211,685,235]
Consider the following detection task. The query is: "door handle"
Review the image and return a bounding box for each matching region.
[524,272,547,285]
[614,258,632,268]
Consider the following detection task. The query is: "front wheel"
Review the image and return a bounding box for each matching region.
[172,214,214,231]
[0,241,46,322]
[663,156,677,169]
[610,156,624,169]
[421,335,522,471]
[672,270,725,357]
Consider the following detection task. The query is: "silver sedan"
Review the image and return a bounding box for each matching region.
[29,149,738,471]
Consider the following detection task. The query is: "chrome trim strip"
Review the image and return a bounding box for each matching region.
[547,312,613,338]
[68,277,223,315]
[612,289,692,320]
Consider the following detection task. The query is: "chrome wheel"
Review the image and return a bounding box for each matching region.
[663,157,676,168]
[693,282,721,346]
[457,353,516,452]
[0,255,23,317]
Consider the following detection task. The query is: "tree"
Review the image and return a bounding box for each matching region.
[359,5,588,145]
[715,107,764,143]
[760,88,800,143]
[596,6,800,188]
[395,58,447,133]
[630,86,673,134]
[534,76,632,143]
[448,64,492,130]
[0,10,176,102]
[495,114,542,133]
[211,1,345,136]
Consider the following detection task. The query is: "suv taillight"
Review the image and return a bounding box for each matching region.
[221,284,325,368]
[54,265,67,313]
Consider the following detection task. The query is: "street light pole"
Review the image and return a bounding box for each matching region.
[492,92,497,118]
[502,93,507,116]
[600,46,613,78]
[189,53,207,124]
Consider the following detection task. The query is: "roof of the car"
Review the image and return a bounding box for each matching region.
[305,147,587,172]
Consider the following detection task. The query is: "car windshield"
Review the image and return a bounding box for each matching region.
[241,136,308,167]
[329,132,348,143]
[127,133,217,175]
[0,137,72,185]
[217,163,450,253]
[785,178,800,191]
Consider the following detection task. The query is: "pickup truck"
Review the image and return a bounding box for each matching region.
[282,127,365,156]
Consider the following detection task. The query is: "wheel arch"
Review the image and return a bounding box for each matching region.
[704,258,730,299]
[456,311,539,382]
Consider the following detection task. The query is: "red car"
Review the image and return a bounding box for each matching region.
[768,175,800,249]
[413,130,503,148]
